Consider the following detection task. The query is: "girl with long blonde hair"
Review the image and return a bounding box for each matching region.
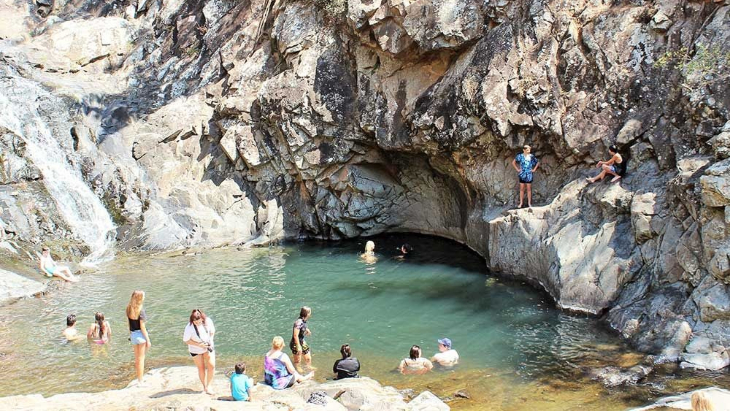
[126,290,151,383]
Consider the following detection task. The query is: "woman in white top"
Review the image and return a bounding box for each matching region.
[183,309,216,394]
[39,247,78,282]
[398,345,433,375]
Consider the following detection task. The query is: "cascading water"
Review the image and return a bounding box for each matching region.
[0,71,116,265]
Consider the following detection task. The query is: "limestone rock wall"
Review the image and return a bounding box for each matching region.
[1,0,729,368]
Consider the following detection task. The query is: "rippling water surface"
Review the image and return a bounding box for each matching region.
[1,235,725,409]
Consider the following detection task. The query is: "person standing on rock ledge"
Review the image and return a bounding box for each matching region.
[511,145,540,208]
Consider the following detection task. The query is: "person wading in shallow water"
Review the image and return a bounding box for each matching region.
[290,306,314,371]
[511,145,540,208]
[87,312,111,344]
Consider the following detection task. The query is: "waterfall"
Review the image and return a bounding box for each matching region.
[0,74,116,265]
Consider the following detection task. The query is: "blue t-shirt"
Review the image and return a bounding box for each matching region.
[231,373,254,401]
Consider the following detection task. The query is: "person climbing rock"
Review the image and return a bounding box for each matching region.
[587,145,623,183]
[511,145,540,208]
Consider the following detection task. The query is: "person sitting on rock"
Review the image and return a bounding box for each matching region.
[39,247,78,282]
[398,345,433,375]
[360,241,377,263]
[230,362,254,401]
[431,337,459,367]
[333,344,360,380]
[63,314,82,342]
[264,336,313,390]
[587,145,623,183]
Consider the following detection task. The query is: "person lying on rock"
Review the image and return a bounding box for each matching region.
[587,145,623,183]
[511,145,540,208]
[431,337,459,367]
[39,247,79,282]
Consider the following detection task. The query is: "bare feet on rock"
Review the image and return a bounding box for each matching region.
[611,175,621,183]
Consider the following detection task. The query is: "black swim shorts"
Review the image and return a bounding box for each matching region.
[290,338,310,355]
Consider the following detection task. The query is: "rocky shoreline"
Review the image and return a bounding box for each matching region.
[0,366,449,411]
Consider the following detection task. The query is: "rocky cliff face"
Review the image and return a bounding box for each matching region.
[0,0,729,369]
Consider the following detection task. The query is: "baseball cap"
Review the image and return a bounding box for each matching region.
[437,338,452,349]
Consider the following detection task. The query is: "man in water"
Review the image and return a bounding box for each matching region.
[39,247,78,282]
[431,338,459,367]
[394,243,413,260]
[62,314,82,341]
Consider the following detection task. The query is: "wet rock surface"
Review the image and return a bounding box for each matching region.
[0,268,46,305]
[0,0,728,373]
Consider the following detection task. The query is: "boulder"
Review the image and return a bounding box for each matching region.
[0,268,46,305]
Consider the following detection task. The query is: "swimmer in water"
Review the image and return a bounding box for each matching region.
[87,312,111,344]
[63,314,83,342]
[360,241,377,263]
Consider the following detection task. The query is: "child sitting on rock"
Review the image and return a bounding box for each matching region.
[230,362,254,401]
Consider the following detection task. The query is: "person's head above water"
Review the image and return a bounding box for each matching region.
[299,306,312,320]
[365,241,375,253]
[437,337,452,351]
[400,243,412,255]
[66,314,76,327]
[409,345,422,360]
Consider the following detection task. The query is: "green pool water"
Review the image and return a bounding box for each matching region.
[0,235,725,409]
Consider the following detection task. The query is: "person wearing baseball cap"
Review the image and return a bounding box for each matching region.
[431,337,459,367]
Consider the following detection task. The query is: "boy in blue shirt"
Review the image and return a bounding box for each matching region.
[230,362,254,401]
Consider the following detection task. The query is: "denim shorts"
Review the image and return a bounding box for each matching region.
[130,330,147,345]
